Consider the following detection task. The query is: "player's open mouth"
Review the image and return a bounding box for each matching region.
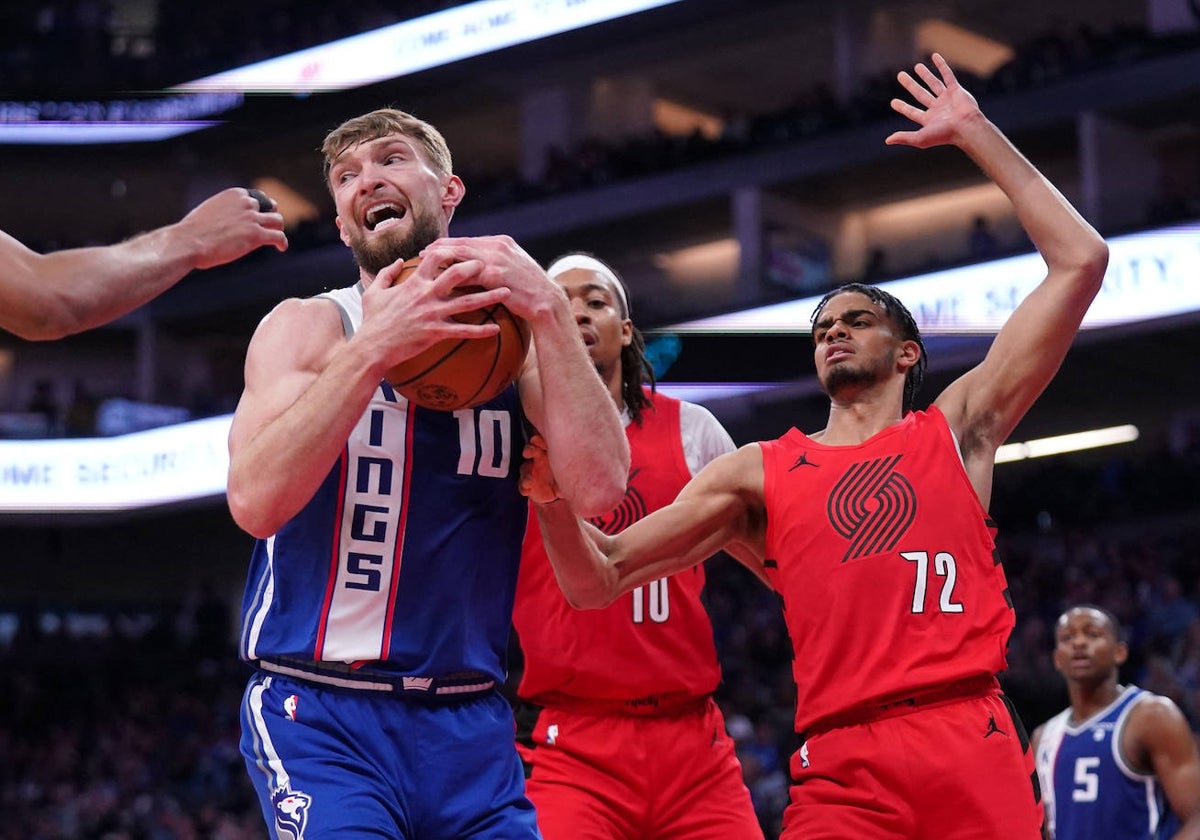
[365,202,406,232]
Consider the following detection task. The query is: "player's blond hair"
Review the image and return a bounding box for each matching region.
[321,108,453,186]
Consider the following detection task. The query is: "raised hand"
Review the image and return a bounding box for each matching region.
[885,53,984,150]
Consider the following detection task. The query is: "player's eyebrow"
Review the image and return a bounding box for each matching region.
[582,282,615,300]
[814,308,875,331]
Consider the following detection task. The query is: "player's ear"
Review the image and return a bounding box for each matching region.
[621,318,634,347]
[897,339,920,371]
[1114,640,1129,666]
[335,215,351,247]
[442,175,465,210]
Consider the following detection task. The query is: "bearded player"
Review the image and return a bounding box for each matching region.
[228,109,627,838]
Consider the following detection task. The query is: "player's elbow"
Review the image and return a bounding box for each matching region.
[7,300,83,341]
[570,483,625,520]
[12,321,70,342]
[1069,234,1109,294]
[560,581,620,611]
[564,454,629,518]
[226,483,284,539]
[1082,237,1109,281]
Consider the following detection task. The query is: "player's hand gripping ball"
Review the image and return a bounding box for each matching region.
[385,256,531,411]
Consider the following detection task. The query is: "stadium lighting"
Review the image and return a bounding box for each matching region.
[994,425,1140,464]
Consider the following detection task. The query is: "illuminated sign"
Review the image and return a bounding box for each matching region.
[0,415,230,512]
[175,0,683,93]
[665,223,1200,334]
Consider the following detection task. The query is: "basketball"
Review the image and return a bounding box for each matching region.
[384,256,531,411]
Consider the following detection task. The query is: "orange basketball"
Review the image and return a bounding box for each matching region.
[385,256,531,411]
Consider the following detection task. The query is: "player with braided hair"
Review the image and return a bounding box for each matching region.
[521,55,1110,838]
[511,251,764,839]
[810,282,928,415]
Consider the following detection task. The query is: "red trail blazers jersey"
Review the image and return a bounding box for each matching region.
[515,391,722,704]
[760,406,1014,735]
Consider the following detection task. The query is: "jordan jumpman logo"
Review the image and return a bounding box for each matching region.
[789,451,818,471]
[984,713,1008,738]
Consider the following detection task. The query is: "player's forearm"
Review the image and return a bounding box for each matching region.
[956,116,1108,286]
[29,225,205,339]
[528,303,629,517]
[534,499,624,609]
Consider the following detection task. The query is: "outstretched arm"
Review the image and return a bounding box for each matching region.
[524,436,767,608]
[888,54,1108,503]
[0,187,288,341]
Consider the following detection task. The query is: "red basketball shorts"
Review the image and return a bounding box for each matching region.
[519,696,763,839]
[782,689,1043,839]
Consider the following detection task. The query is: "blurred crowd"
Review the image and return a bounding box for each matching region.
[457,19,1200,220]
[2,432,1199,838]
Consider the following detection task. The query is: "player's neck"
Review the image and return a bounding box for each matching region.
[1068,679,1123,724]
[814,396,904,445]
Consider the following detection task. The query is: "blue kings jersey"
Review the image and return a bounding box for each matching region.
[1035,685,1179,840]
[239,283,528,683]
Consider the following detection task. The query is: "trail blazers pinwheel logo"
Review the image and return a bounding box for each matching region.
[827,454,916,562]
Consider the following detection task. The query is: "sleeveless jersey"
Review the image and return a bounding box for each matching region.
[1036,686,1179,840]
[759,406,1014,735]
[514,390,724,703]
[239,283,528,683]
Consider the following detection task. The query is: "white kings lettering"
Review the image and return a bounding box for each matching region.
[321,401,406,662]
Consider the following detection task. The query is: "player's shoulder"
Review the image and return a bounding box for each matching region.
[715,440,765,484]
[676,396,723,428]
[689,440,760,479]
[258,294,344,335]
[245,295,346,374]
[1122,688,1193,749]
[1129,689,1190,728]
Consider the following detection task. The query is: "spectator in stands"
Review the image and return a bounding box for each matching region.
[968,215,1000,259]
[25,379,60,434]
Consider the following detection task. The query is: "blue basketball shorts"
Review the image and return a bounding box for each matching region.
[241,671,541,839]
